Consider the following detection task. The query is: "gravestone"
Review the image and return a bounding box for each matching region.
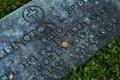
[0,0,120,80]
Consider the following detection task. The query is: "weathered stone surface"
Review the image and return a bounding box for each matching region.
[0,0,120,80]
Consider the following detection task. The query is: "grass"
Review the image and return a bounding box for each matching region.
[63,37,120,80]
[0,0,120,80]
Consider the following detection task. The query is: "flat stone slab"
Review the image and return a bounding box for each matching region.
[0,0,120,80]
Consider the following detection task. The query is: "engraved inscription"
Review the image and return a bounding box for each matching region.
[23,6,44,23]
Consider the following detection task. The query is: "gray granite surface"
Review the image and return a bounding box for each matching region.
[0,0,120,80]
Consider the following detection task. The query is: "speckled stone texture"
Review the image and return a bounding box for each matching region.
[0,0,120,80]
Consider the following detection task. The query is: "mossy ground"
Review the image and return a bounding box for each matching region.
[0,0,120,80]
